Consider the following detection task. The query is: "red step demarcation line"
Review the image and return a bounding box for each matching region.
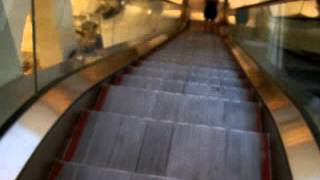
[112,66,134,86]
[124,66,134,74]
[256,105,272,180]
[112,75,123,85]
[246,88,254,102]
[132,60,143,67]
[256,105,262,132]
[63,111,90,161]
[47,161,63,180]
[48,59,140,179]
[262,134,271,180]
[48,111,90,180]
[94,86,110,111]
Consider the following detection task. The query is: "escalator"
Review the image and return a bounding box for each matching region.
[48,23,270,180]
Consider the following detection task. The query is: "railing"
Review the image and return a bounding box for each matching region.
[0,0,185,134]
[222,1,320,179]
[225,0,320,146]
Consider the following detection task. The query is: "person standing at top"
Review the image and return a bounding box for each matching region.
[204,0,218,31]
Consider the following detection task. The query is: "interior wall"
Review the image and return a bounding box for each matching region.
[35,0,77,69]
[1,0,78,72]
[2,0,30,61]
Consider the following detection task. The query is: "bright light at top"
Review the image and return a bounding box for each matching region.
[223,0,271,9]
[167,0,183,4]
[125,4,143,13]
[161,10,182,18]
[190,12,205,21]
[270,0,319,18]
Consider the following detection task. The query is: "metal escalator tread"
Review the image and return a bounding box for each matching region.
[57,111,263,180]
[167,124,262,180]
[141,61,242,78]
[147,53,236,64]
[133,65,243,82]
[50,23,269,180]
[145,55,238,70]
[122,75,185,94]
[136,120,174,175]
[132,67,247,88]
[100,85,258,131]
[54,162,181,180]
[121,75,251,101]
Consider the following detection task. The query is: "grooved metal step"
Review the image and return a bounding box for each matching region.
[50,22,270,180]
[132,67,247,88]
[140,61,242,78]
[53,162,181,180]
[121,75,251,101]
[145,56,238,70]
[60,111,263,180]
[100,85,258,131]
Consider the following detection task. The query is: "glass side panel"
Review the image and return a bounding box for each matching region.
[0,0,184,131]
[228,0,320,143]
[33,0,183,90]
[101,0,182,47]
[0,1,35,128]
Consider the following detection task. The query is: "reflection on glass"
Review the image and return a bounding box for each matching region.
[0,1,36,128]
[31,0,182,89]
[21,15,34,75]
[0,3,34,86]
[100,0,181,47]
[228,0,320,143]
[269,0,319,18]
[35,0,77,69]
[0,0,183,129]
[219,0,272,9]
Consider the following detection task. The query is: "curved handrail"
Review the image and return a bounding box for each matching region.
[224,37,320,180]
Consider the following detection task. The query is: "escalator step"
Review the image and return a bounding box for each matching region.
[167,124,262,180]
[50,22,269,180]
[59,111,263,180]
[135,66,242,81]
[145,54,238,70]
[132,67,247,88]
[122,75,185,94]
[225,128,262,180]
[149,50,233,61]
[108,119,146,171]
[52,162,180,180]
[121,75,251,101]
[69,112,145,167]
[136,121,174,175]
[141,61,242,78]
[149,50,233,63]
[99,86,258,131]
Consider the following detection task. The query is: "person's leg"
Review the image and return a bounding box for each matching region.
[205,19,210,31]
[211,19,216,33]
[209,18,218,34]
[208,18,213,32]
[204,19,207,30]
